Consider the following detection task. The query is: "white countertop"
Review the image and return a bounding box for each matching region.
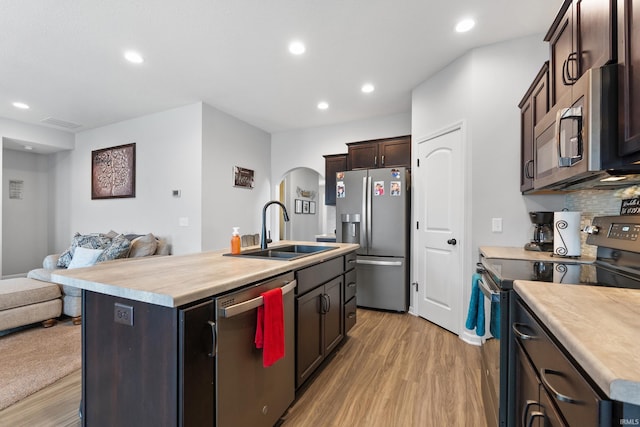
[514,280,640,406]
[51,241,358,308]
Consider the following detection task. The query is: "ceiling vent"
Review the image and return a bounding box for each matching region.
[40,117,82,129]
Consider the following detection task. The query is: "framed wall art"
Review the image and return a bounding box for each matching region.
[233,166,255,189]
[294,199,303,214]
[302,200,310,214]
[309,201,316,214]
[91,143,136,199]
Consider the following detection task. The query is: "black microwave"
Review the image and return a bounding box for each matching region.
[532,64,635,190]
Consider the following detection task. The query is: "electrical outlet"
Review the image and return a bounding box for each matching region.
[492,218,503,233]
[179,217,189,227]
[114,303,134,326]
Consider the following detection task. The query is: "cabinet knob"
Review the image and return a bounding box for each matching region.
[447,238,457,246]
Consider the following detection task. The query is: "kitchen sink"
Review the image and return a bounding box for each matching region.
[226,244,337,260]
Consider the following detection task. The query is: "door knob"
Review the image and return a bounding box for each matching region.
[447,238,457,245]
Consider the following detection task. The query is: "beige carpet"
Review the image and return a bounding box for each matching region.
[0,320,81,410]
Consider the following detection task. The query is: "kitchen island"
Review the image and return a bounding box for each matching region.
[52,241,358,427]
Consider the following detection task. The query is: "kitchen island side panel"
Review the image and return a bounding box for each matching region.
[83,290,179,426]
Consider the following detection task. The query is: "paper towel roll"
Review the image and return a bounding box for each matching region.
[554,211,581,257]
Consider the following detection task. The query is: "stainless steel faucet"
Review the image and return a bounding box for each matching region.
[261,201,290,249]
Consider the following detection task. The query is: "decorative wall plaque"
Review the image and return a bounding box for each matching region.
[91,143,136,199]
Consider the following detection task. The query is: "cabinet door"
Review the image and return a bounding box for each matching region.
[514,344,543,427]
[618,0,640,155]
[548,4,575,107]
[323,277,344,354]
[324,154,347,206]
[348,142,378,169]
[575,0,615,73]
[296,286,324,387]
[179,300,215,426]
[379,137,411,168]
[520,64,549,193]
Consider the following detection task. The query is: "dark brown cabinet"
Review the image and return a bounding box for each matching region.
[617,0,640,156]
[545,0,616,108]
[295,257,344,388]
[344,252,357,333]
[295,253,358,389]
[347,135,411,170]
[511,296,611,427]
[519,62,549,193]
[323,153,347,206]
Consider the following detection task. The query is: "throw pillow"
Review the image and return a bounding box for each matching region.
[97,234,132,262]
[129,233,158,257]
[57,233,112,268]
[68,247,104,269]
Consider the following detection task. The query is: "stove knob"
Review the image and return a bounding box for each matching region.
[583,225,600,235]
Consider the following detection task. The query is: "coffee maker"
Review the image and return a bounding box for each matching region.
[524,211,554,251]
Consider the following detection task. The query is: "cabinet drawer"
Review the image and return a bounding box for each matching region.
[296,256,343,295]
[344,269,357,301]
[514,299,607,427]
[345,252,357,270]
[344,297,356,333]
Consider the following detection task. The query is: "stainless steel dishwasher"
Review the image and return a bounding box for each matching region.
[215,272,296,427]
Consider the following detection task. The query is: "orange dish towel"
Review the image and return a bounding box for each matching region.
[254,287,285,367]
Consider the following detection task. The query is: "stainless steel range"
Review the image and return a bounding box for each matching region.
[478,215,640,427]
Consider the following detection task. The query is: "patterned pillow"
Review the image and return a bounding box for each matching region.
[57,233,112,268]
[97,234,132,262]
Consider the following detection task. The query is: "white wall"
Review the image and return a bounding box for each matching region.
[283,168,320,241]
[413,34,565,257]
[201,104,271,251]
[411,34,566,333]
[2,149,50,276]
[271,112,411,235]
[56,103,204,255]
[271,113,411,182]
[0,119,74,276]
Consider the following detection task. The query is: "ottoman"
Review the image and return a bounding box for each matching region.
[0,278,62,331]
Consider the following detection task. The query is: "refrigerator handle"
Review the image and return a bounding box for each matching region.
[361,176,368,249]
[366,175,372,248]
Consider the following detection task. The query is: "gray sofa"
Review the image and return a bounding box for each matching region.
[28,232,170,324]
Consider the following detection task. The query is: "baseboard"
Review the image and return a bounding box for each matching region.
[1,273,28,280]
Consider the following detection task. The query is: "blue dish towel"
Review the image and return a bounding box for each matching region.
[490,300,500,339]
[465,273,485,336]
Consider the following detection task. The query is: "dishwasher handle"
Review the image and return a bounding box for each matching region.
[219,279,297,318]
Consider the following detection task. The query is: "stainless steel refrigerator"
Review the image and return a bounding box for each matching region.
[336,167,409,312]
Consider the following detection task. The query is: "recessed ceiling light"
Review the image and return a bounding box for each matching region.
[288,41,306,55]
[455,18,475,33]
[24,145,33,150]
[361,83,375,93]
[124,50,144,64]
[13,102,30,109]
[317,101,329,110]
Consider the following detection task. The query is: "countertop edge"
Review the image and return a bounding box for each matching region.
[514,280,640,406]
[480,246,595,263]
[51,242,359,308]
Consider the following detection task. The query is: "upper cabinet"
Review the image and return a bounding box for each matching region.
[519,62,549,193]
[323,153,347,206]
[617,0,640,156]
[347,136,411,170]
[545,0,616,108]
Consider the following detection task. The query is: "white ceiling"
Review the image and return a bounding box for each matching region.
[0,0,562,135]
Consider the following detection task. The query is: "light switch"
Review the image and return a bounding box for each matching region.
[492,218,503,233]
[179,217,189,227]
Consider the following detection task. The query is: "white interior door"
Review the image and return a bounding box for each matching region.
[415,125,464,334]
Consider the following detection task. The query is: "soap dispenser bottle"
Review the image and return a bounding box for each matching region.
[231,227,241,255]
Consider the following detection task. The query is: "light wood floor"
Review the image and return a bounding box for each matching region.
[0,309,485,427]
